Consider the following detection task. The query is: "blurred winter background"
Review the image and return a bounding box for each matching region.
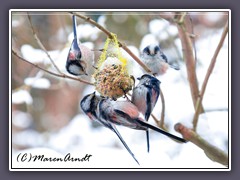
[11,11,229,169]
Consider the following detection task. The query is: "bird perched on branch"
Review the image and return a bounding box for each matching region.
[131,74,160,152]
[141,44,179,76]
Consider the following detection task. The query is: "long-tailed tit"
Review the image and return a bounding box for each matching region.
[97,98,186,143]
[141,44,179,76]
[131,74,160,152]
[80,92,139,165]
[66,15,88,76]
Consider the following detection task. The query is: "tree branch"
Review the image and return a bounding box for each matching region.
[192,21,229,131]
[175,123,228,167]
[175,12,204,113]
[12,49,94,86]
[159,89,166,128]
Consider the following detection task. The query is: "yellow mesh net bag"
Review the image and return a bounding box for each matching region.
[93,33,133,99]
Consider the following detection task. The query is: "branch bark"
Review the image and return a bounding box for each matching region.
[159,89,166,128]
[175,123,228,167]
[175,12,204,113]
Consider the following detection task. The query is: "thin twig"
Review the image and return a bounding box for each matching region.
[27,14,62,74]
[151,114,168,131]
[12,49,94,86]
[189,16,198,67]
[70,12,112,38]
[151,114,160,126]
[70,12,152,73]
[192,21,229,131]
[159,89,166,128]
[178,12,187,24]
[175,123,228,167]
[205,108,228,113]
[12,84,31,93]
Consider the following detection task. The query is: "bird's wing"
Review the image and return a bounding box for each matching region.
[132,86,147,117]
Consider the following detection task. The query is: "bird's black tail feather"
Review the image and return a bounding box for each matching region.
[146,130,150,153]
[136,119,187,143]
[111,125,140,165]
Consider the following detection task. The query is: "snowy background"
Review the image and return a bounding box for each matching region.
[11,11,229,169]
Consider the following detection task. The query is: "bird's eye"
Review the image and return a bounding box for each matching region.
[76,52,81,60]
[146,50,150,55]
